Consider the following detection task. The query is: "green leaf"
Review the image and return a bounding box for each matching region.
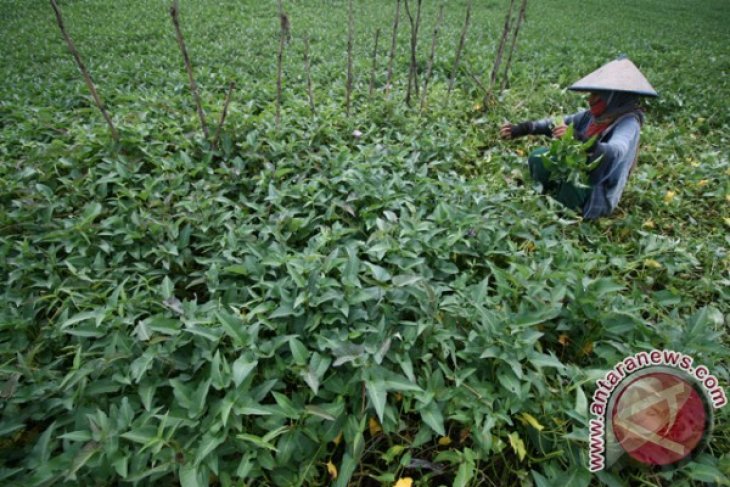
[237,434,278,452]
[194,433,225,466]
[420,401,445,436]
[161,276,174,299]
[67,441,100,480]
[289,337,309,366]
[334,453,357,487]
[575,386,588,416]
[392,274,422,287]
[685,462,729,484]
[365,380,387,423]
[554,467,590,487]
[179,463,206,487]
[78,202,103,227]
[59,431,93,442]
[453,459,475,487]
[529,352,565,369]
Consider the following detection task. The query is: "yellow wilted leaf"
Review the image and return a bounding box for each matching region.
[724,217,730,228]
[644,259,662,269]
[515,148,525,156]
[663,190,676,204]
[697,179,709,187]
[438,436,452,446]
[725,194,730,203]
[580,341,594,356]
[326,461,338,480]
[508,432,526,462]
[558,334,570,346]
[689,159,700,167]
[519,412,544,431]
[459,427,471,443]
[394,478,414,487]
[368,417,382,436]
[473,103,482,111]
[520,240,535,252]
[333,431,343,446]
[642,219,655,229]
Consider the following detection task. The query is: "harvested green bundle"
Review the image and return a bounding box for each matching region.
[539,122,602,189]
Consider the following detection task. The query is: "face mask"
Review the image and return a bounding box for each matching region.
[589,96,607,117]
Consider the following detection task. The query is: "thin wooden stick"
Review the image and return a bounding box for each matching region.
[404,0,422,106]
[420,3,444,112]
[212,82,235,150]
[485,0,516,105]
[50,0,118,142]
[500,0,527,92]
[446,0,472,102]
[303,34,316,114]
[385,0,401,98]
[170,0,208,139]
[369,28,381,97]
[345,0,354,116]
[467,67,488,98]
[276,1,288,130]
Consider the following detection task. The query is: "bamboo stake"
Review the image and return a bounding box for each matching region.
[345,0,354,116]
[467,67,488,99]
[385,0,401,98]
[369,28,381,97]
[500,0,527,92]
[170,0,208,139]
[212,82,235,150]
[276,1,288,130]
[303,34,316,114]
[404,0,422,106]
[446,0,472,103]
[50,0,118,142]
[420,4,444,112]
[484,0,516,106]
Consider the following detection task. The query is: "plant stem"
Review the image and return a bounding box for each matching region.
[404,0,422,106]
[420,3,444,112]
[50,0,119,142]
[345,0,354,116]
[369,28,381,97]
[303,34,316,114]
[485,0,516,106]
[385,0,401,98]
[169,0,208,139]
[446,0,472,103]
[500,0,528,92]
[212,82,235,150]
[276,0,287,130]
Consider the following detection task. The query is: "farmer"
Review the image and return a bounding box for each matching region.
[499,56,657,219]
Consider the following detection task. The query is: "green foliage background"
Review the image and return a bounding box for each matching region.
[0,0,728,485]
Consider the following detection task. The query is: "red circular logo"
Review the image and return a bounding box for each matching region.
[611,372,708,466]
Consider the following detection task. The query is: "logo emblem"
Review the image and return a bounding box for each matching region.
[610,372,709,466]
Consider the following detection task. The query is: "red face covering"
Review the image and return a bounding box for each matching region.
[589,97,607,117]
[585,94,610,138]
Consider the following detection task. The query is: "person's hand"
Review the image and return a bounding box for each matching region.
[499,122,513,139]
[552,122,568,139]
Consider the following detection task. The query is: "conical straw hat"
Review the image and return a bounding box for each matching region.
[569,57,658,97]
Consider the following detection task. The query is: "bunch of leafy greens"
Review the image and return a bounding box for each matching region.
[539,122,602,189]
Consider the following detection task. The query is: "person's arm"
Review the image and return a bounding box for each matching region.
[582,115,641,219]
[501,110,588,139]
[508,118,553,138]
